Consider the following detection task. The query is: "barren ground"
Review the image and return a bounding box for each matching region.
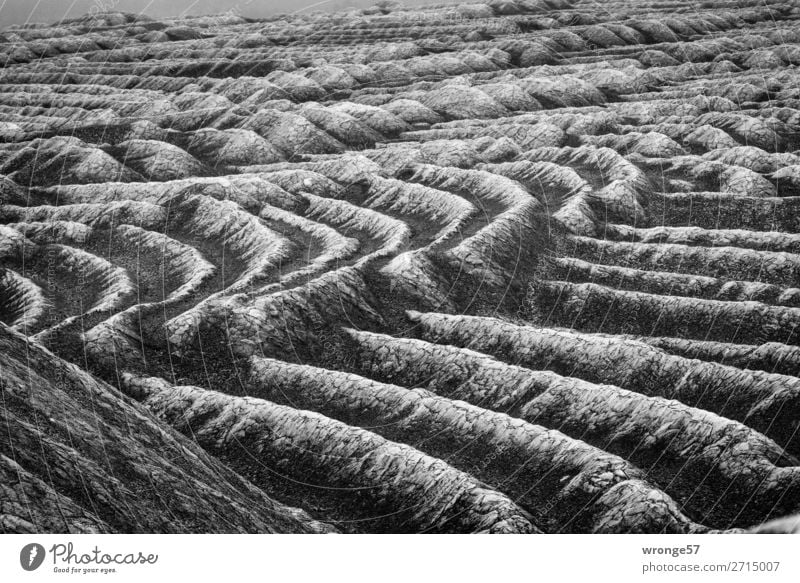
[1,0,800,534]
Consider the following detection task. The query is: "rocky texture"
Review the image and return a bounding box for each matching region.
[2,0,800,533]
[121,373,537,534]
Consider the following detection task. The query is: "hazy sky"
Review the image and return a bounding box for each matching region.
[0,0,452,27]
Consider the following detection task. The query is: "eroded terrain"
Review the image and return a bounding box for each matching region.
[2,0,800,533]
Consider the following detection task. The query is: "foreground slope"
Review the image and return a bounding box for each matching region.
[2,0,800,532]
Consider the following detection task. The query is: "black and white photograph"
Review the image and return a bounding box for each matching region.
[0,0,798,580]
